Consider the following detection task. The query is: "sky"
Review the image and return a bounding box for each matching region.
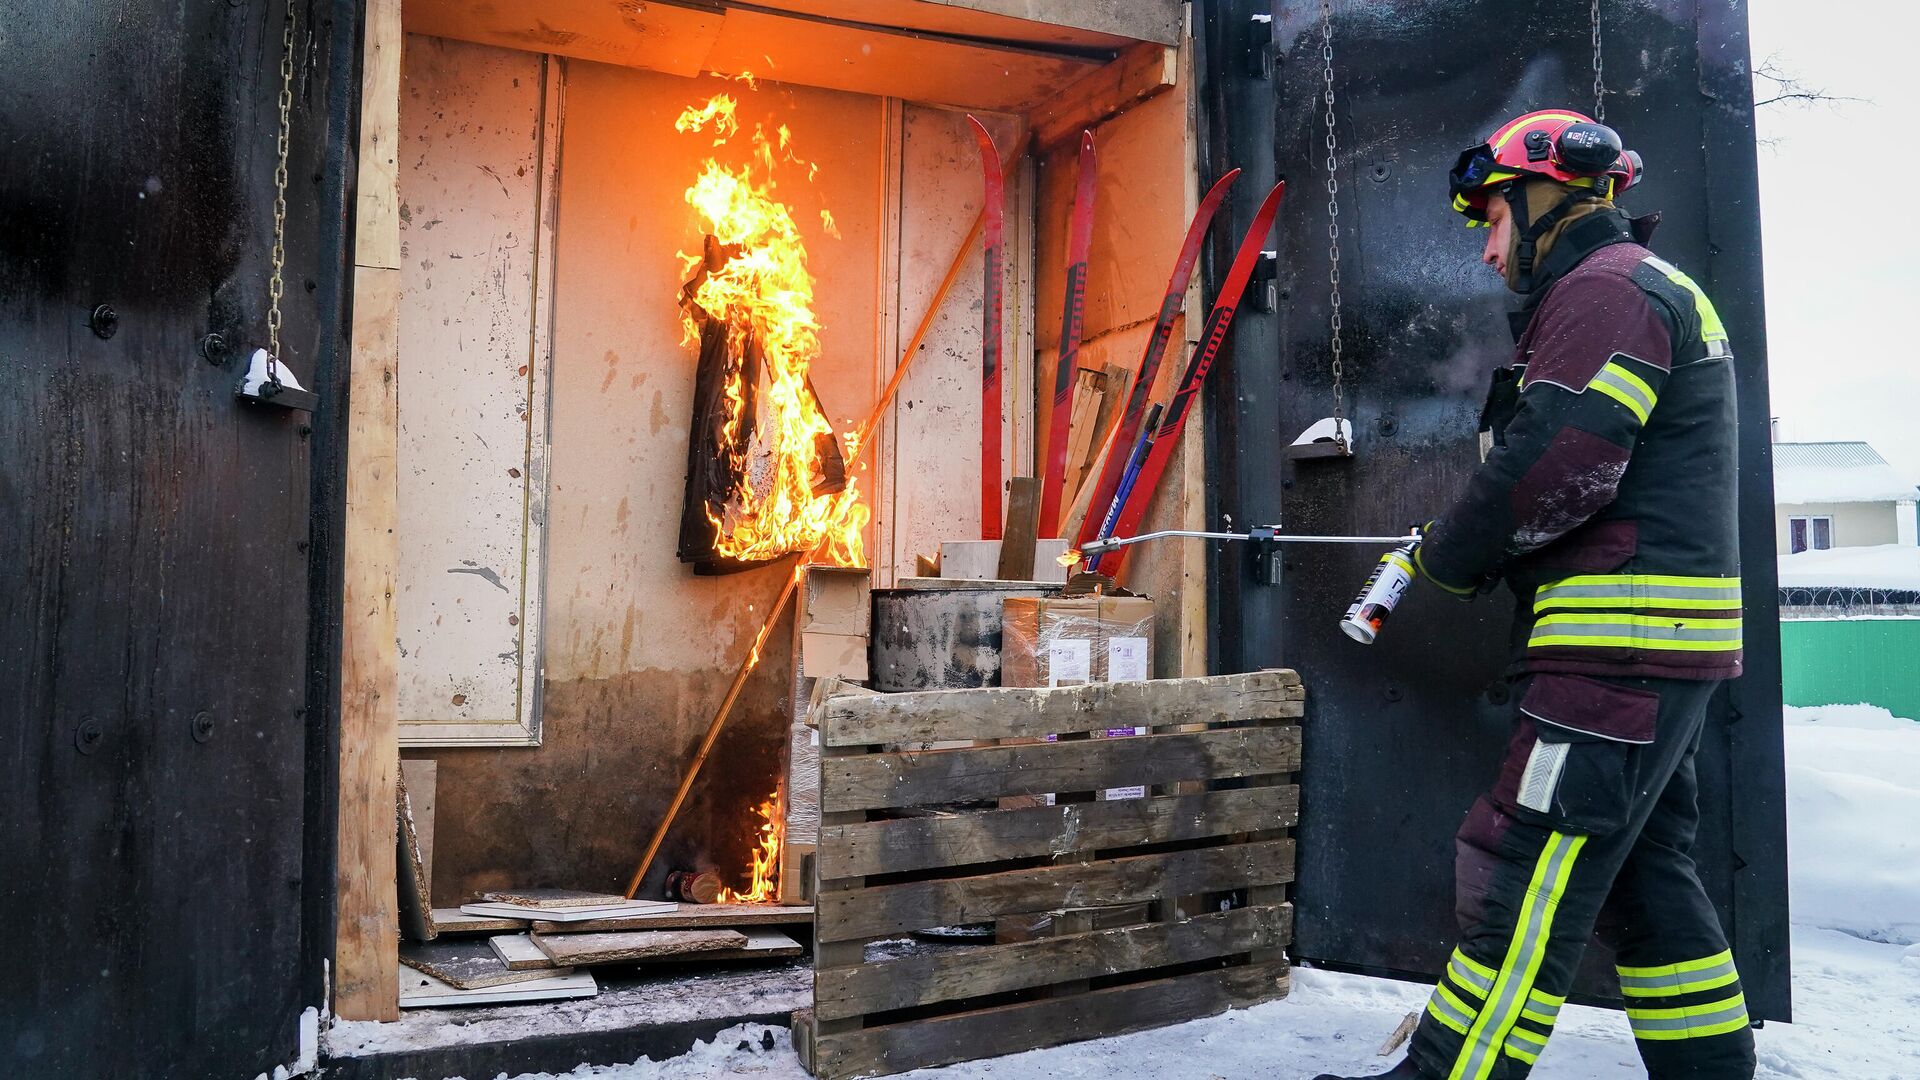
[1748,0,1920,478]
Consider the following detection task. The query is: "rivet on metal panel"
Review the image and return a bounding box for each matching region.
[88,305,118,340]
[201,333,230,365]
[74,717,105,755]
[1383,685,1403,703]
[190,711,216,744]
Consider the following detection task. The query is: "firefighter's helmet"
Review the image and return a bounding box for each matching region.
[1448,110,1643,225]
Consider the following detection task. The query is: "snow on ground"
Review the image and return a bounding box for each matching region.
[467,705,1920,1080]
[1777,544,1920,590]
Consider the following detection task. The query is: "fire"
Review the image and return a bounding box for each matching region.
[675,92,868,566]
[717,786,784,904]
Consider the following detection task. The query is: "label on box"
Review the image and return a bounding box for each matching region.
[1108,637,1149,682]
[1047,638,1091,687]
[1102,785,1147,801]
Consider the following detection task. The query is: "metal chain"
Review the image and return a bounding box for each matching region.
[267,0,297,382]
[1590,0,1606,121]
[1320,0,1345,446]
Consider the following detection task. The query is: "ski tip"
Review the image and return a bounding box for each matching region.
[1080,129,1095,154]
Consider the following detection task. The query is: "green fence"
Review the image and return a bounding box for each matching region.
[1779,617,1920,719]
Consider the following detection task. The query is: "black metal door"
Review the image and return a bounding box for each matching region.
[1196,0,1789,1018]
[0,3,358,1075]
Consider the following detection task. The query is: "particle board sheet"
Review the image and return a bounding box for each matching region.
[801,671,1301,1078]
[400,939,571,990]
[531,928,750,966]
[431,908,528,934]
[398,968,597,1009]
[489,934,555,970]
[528,903,814,934]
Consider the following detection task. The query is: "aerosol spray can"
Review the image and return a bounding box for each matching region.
[1340,541,1420,644]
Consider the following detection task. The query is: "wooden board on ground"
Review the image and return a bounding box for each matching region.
[432,908,528,934]
[482,888,628,909]
[460,899,677,922]
[698,928,806,961]
[529,903,814,934]
[803,671,1302,1079]
[398,967,595,1009]
[531,928,749,966]
[396,768,437,942]
[399,939,568,989]
[488,933,555,971]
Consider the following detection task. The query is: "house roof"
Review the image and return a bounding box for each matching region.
[1773,441,1918,505]
[1779,543,1920,590]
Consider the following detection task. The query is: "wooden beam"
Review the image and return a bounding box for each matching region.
[819,785,1298,879]
[815,838,1295,942]
[816,904,1289,1020]
[1029,41,1177,151]
[334,0,404,1023]
[820,668,1302,746]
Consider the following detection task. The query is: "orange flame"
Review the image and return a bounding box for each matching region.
[676,93,868,566]
[717,786,784,904]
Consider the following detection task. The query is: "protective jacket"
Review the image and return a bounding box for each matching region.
[1416,209,1743,681]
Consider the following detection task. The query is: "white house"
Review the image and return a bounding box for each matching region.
[1772,441,1918,554]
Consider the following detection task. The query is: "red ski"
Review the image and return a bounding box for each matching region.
[967,116,1006,539]
[1092,179,1288,578]
[1074,167,1241,551]
[1038,130,1096,537]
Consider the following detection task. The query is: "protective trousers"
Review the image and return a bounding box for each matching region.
[1406,673,1757,1080]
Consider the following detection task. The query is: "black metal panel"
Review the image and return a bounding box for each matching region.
[1198,0,1788,1018]
[0,2,359,1075]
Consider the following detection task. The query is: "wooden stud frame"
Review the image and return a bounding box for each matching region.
[797,670,1302,1078]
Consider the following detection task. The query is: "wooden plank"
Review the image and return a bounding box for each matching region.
[399,940,566,990]
[997,476,1041,576]
[1030,41,1178,151]
[396,768,437,942]
[816,838,1294,942]
[400,759,437,883]
[823,726,1300,812]
[431,908,528,935]
[822,669,1302,746]
[528,903,815,934]
[814,961,1289,1078]
[692,928,806,961]
[398,968,596,1009]
[489,933,555,970]
[765,0,1173,48]
[820,785,1298,879]
[461,900,676,922]
[334,261,403,1022]
[405,0,725,79]
[482,888,630,909]
[531,929,750,966]
[817,903,1290,1021]
[355,0,402,270]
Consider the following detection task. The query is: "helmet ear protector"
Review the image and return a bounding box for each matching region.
[1449,116,1644,222]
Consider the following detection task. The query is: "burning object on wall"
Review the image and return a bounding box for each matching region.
[674,92,867,574]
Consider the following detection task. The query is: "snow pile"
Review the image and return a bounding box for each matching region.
[1773,463,1917,505]
[1778,543,1920,589]
[1784,704,1920,945]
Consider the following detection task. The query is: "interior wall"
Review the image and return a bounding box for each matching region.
[412,62,891,902]
[1032,71,1206,674]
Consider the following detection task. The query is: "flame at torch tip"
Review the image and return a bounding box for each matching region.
[1057,549,1085,568]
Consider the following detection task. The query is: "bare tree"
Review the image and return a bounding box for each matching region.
[1753,52,1868,110]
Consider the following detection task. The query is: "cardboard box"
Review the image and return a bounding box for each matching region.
[800,631,869,681]
[999,594,1156,688]
[800,565,870,637]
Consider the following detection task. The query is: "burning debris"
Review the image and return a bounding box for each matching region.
[674,92,868,573]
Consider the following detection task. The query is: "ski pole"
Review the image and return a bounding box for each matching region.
[1086,403,1163,574]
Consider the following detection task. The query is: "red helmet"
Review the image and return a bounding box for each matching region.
[1448,109,1643,224]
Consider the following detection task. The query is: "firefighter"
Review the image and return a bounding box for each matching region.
[1313,111,1756,1080]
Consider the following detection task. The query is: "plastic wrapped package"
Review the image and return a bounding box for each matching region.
[999,595,1156,688]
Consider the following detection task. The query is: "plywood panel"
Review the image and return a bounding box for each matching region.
[395,36,555,743]
[420,64,889,902]
[405,0,724,78]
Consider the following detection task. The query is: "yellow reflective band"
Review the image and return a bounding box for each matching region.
[1448,832,1586,1080]
[1617,949,1741,997]
[1529,613,1744,653]
[1591,379,1650,425]
[1618,949,1736,979]
[1605,362,1657,402]
[1625,992,1750,1041]
[1428,994,1472,1036]
[1505,1025,1549,1064]
[1436,982,1482,1026]
[1415,545,1475,596]
[1534,574,1743,614]
[1642,255,1729,344]
[1455,949,1498,983]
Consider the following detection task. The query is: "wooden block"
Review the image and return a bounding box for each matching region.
[807,678,880,729]
[1030,41,1180,151]
[819,786,1298,879]
[695,928,806,961]
[821,669,1302,747]
[813,961,1288,1078]
[430,908,528,934]
[816,904,1290,1021]
[481,888,629,909]
[489,934,555,971]
[396,768,437,942]
[398,967,595,1009]
[399,939,566,990]
[399,759,437,885]
[997,477,1040,577]
[779,843,816,906]
[801,631,869,681]
[940,539,1070,583]
[821,726,1300,812]
[528,903,814,934]
[816,839,1295,943]
[791,1007,817,1075]
[531,928,750,966]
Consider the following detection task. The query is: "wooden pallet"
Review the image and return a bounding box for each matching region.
[798,670,1302,1079]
